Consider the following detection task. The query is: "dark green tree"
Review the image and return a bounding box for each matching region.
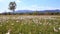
[9,1,16,14]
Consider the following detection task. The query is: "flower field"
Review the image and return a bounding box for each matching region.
[0,15,60,34]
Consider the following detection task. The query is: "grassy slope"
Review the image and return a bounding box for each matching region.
[0,15,60,34]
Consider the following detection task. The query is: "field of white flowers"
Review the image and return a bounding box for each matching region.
[0,15,60,34]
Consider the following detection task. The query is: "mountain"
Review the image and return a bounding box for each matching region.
[44,10,60,13]
[15,10,60,13]
[1,9,60,14]
[37,9,60,13]
[15,10,34,13]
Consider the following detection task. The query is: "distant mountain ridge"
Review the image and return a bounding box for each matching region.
[15,10,34,13]
[15,9,60,13]
[2,9,60,14]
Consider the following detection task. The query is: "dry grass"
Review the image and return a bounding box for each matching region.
[0,15,60,34]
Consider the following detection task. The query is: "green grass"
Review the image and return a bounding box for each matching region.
[0,15,60,34]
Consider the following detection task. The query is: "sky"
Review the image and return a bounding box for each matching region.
[0,0,60,13]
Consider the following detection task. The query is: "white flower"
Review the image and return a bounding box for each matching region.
[58,27,60,30]
[6,30,11,34]
[39,23,42,25]
[6,32,10,34]
[48,23,51,25]
[16,20,19,22]
[53,27,58,32]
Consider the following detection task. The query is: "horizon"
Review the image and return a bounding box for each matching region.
[0,0,60,13]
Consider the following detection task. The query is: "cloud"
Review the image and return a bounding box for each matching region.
[0,0,4,2]
[16,5,60,11]
[8,0,21,3]
[16,0,21,3]
[26,5,60,10]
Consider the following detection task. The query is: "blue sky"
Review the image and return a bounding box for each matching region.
[0,0,60,13]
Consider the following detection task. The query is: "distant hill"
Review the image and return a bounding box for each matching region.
[15,10,34,13]
[43,10,60,13]
[1,9,60,15]
[15,10,60,13]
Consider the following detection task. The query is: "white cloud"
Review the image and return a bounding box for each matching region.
[16,0,21,3]
[0,0,4,2]
[25,5,60,10]
[15,4,60,11]
[9,0,21,3]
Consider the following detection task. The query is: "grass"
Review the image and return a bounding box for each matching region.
[0,15,60,34]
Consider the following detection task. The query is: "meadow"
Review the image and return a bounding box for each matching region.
[0,15,60,34]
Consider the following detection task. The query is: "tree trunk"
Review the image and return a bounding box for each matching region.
[13,10,15,15]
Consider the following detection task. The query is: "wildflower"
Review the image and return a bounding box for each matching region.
[6,29,11,34]
[39,23,42,25]
[58,27,60,30]
[48,23,51,25]
[20,17,23,19]
[53,27,58,32]
[16,20,19,22]
[6,31,10,34]
[11,23,14,25]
